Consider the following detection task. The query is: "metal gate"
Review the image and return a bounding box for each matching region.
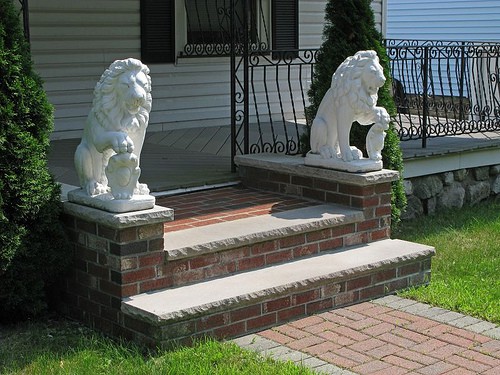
[229,0,314,170]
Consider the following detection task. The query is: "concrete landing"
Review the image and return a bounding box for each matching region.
[164,204,364,260]
[123,239,435,324]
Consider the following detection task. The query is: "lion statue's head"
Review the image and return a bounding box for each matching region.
[331,50,386,113]
[92,58,152,133]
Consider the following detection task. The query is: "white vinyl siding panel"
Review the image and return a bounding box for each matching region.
[387,0,500,41]
[29,0,384,137]
[300,0,384,48]
[29,0,141,137]
[299,1,328,49]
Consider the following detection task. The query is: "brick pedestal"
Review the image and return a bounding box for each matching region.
[60,202,173,343]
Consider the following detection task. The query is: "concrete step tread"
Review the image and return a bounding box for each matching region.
[164,204,364,260]
[123,239,435,323]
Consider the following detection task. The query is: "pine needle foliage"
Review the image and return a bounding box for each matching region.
[0,0,71,321]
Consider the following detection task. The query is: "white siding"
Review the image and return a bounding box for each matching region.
[300,0,384,48]
[371,0,384,33]
[386,0,500,41]
[29,0,384,137]
[29,0,141,138]
[299,1,328,49]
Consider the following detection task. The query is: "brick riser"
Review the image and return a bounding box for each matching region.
[145,221,389,293]
[59,204,382,339]
[110,177,393,294]
[66,212,389,302]
[121,249,432,348]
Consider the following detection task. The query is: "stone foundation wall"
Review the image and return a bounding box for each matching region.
[402,164,500,219]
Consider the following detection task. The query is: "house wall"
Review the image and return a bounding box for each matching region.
[386,0,500,41]
[28,0,384,138]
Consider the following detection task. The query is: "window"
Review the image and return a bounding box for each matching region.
[184,0,246,45]
[182,0,260,56]
[141,0,298,63]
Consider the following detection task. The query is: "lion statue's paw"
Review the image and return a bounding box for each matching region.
[113,191,133,200]
[350,146,363,160]
[135,183,150,196]
[375,107,391,126]
[111,133,135,154]
[85,180,107,196]
[319,145,336,159]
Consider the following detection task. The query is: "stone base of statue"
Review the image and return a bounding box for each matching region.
[304,151,383,173]
[67,189,155,213]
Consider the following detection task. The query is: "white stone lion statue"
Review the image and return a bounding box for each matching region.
[309,50,390,162]
[74,58,152,197]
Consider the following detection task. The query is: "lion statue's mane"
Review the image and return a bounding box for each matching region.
[93,60,152,134]
[75,58,152,196]
[310,50,389,162]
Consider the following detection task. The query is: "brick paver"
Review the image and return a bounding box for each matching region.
[157,185,318,232]
[234,296,500,375]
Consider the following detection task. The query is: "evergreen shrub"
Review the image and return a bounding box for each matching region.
[303,0,406,224]
[0,0,70,321]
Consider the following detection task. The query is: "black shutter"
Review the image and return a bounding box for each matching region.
[141,0,175,64]
[272,0,298,51]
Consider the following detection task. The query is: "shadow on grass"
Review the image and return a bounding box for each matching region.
[0,315,314,375]
[0,316,142,373]
[393,197,500,241]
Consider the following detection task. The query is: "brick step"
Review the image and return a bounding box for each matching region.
[122,239,435,347]
[160,203,381,289]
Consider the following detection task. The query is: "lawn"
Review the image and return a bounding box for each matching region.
[0,318,314,375]
[393,198,500,324]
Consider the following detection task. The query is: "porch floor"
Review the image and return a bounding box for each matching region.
[48,126,500,192]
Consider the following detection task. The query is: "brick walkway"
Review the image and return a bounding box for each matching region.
[234,296,500,375]
[157,185,318,232]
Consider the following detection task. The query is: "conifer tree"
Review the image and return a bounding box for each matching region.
[0,0,70,321]
[305,0,406,224]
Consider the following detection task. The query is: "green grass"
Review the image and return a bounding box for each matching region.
[393,198,500,324]
[0,318,314,375]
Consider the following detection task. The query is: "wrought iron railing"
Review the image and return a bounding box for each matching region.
[386,39,500,147]
[239,39,500,155]
[244,49,317,154]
